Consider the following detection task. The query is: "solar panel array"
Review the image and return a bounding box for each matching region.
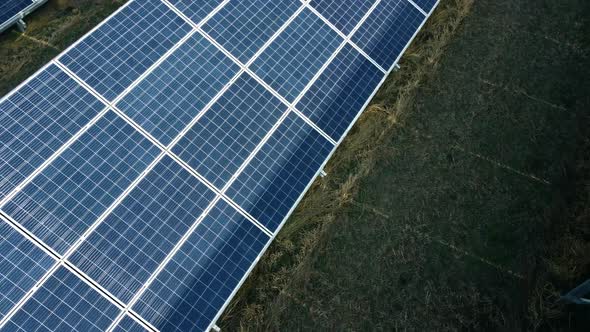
[0,0,439,331]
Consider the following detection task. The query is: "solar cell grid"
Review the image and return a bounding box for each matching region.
[0,219,55,322]
[0,0,33,25]
[202,0,301,63]
[172,73,287,189]
[69,155,216,304]
[226,112,334,232]
[116,32,240,146]
[352,0,425,70]
[59,0,191,101]
[250,7,343,102]
[111,315,148,332]
[132,199,269,332]
[296,43,384,141]
[309,0,376,36]
[0,64,105,203]
[2,266,120,332]
[167,0,224,25]
[2,111,161,255]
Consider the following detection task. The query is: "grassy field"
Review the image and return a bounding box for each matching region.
[1,0,589,331]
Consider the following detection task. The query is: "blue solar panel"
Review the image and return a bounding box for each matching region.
[167,0,224,25]
[251,7,343,102]
[3,266,120,332]
[352,0,425,70]
[2,111,161,255]
[202,0,300,63]
[112,315,148,332]
[59,0,191,101]
[69,155,216,304]
[412,0,438,13]
[132,199,269,332]
[309,0,376,36]
[172,73,287,189]
[116,33,240,146]
[0,219,55,322]
[296,44,384,142]
[0,64,105,202]
[0,0,32,24]
[226,112,334,232]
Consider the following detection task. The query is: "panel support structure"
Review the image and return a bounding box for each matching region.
[561,279,590,305]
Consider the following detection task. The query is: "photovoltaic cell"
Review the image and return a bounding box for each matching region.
[0,219,55,322]
[0,0,32,24]
[133,199,269,332]
[412,0,438,13]
[251,7,343,102]
[3,266,120,332]
[167,0,224,25]
[296,44,384,142]
[116,33,240,146]
[226,112,333,232]
[352,0,425,70]
[112,315,148,332]
[309,0,375,36]
[2,111,161,255]
[0,64,104,202]
[69,155,216,304]
[59,0,191,101]
[202,0,301,63]
[172,73,287,189]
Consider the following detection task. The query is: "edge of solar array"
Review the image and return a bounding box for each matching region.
[0,0,135,105]
[0,0,50,34]
[204,0,441,331]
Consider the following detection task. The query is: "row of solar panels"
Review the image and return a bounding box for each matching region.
[0,0,438,331]
[0,0,47,33]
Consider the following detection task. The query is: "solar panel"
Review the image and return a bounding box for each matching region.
[172,73,287,189]
[166,0,224,25]
[112,315,149,332]
[116,33,240,145]
[226,112,334,232]
[309,0,375,36]
[69,155,216,304]
[411,0,438,13]
[3,111,161,255]
[132,199,269,332]
[58,0,191,101]
[202,0,300,64]
[295,43,385,142]
[250,7,343,102]
[0,219,55,322]
[352,0,426,70]
[0,0,32,25]
[2,266,120,332]
[0,0,439,330]
[0,64,105,202]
